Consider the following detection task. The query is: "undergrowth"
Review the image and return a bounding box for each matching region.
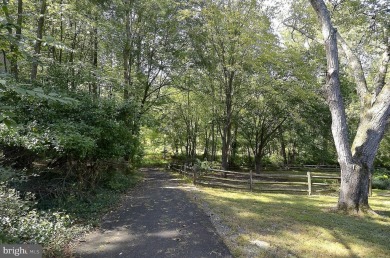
[0,166,142,257]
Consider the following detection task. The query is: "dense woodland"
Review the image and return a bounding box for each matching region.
[0,0,389,255]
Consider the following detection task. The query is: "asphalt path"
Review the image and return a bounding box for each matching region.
[73,168,232,258]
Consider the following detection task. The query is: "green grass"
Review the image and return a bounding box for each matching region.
[192,187,390,258]
[142,153,169,167]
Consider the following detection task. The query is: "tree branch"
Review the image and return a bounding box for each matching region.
[282,20,320,43]
[372,31,389,105]
[336,32,369,109]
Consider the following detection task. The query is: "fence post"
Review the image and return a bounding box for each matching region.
[307,171,312,196]
[249,170,253,192]
[193,166,197,184]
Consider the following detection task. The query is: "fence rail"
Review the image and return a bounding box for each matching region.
[169,163,373,196]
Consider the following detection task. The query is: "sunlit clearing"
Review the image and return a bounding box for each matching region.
[194,186,390,258]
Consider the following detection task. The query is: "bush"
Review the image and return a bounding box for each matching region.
[0,92,143,188]
[372,174,390,190]
[105,171,140,192]
[372,168,390,190]
[0,184,86,256]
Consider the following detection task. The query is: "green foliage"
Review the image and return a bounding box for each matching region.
[0,184,86,255]
[36,170,142,226]
[105,171,140,192]
[0,92,142,169]
[372,175,390,190]
[376,131,390,168]
[372,169,390,190]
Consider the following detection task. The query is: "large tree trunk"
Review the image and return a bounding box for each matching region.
[254,150,262,174]
[309,0,390,213]
[31,0,47,81]
[338,163,370,211]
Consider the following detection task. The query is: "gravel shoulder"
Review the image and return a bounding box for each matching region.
[73,168,232,258]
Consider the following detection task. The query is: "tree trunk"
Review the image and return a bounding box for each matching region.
[211,120,216,162]
[31,0,47,81]
[191,121,198,160]
[254,150,262,174]
[279,127,288,167]
[221,129,230,170]
[0,50,9,73]
[221,71,234,170]
[13,0,23,80]
[92,21,98,97]
[338,163,370,211]
[203,129,209,160]
[123,5,131,100]
[92,16,99,97]
[2,0,20,79]
[230,124,238,168]
[59,0,63,63]
[309,0,390,213]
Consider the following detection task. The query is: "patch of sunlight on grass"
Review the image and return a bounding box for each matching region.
[237,211,260,219]
[195,186,390,258]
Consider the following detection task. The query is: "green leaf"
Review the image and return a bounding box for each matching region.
[33,87,45,93]
[1,5,8,14]
[3,117,17,128]
[48,92,59,97]
[13,87,28,95]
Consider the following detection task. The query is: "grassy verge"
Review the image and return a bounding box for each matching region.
[190,187,390,258]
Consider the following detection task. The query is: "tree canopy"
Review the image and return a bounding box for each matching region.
[0,0,389,213]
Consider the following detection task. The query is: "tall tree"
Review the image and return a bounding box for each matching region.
[1,0,20,78]
[308,0,389,213]
[31,0,47,81]
[189,0,276,170]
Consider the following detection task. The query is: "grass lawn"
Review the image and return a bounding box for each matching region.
[190,187,390,258]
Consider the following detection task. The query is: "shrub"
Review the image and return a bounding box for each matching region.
[105,171,140,192]
[372,174,390,190]
[0,91,143,188]
[0,184,86,256]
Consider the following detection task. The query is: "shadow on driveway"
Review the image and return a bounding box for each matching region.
[73,168,232,258]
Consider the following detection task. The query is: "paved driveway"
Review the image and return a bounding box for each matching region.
[73,168,232,258]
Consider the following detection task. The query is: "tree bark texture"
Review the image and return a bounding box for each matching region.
[221,70,234,170]
[31,0,47,81]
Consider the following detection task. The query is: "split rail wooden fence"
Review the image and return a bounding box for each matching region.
[169,163,373,196]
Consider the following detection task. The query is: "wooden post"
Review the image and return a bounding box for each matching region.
[307,171,312,196]
[249,170,253,192]
[193,166,197,184]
